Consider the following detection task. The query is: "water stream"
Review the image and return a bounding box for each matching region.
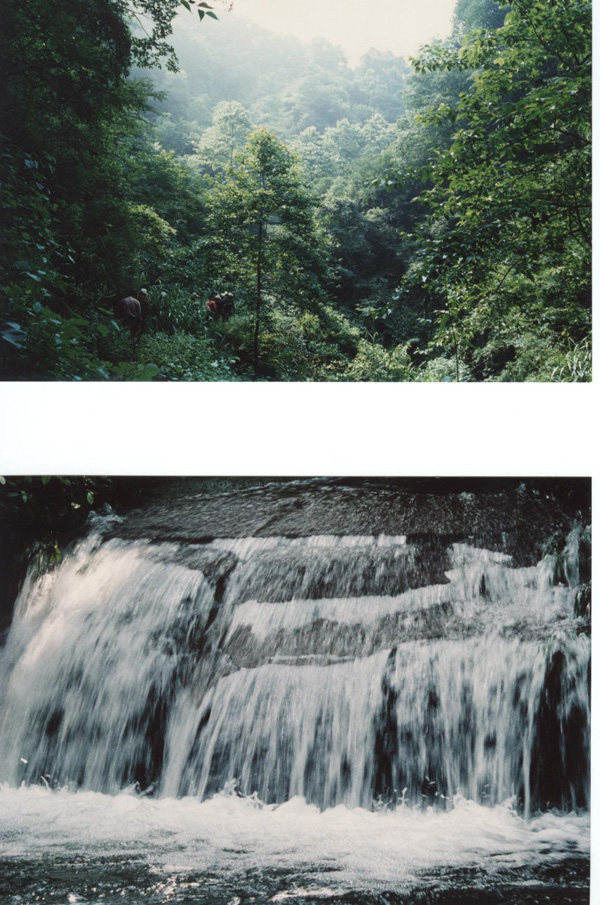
[0,503,590,903]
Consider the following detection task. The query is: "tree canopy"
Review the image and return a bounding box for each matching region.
[403,0,591,380]
[0,0,591,381]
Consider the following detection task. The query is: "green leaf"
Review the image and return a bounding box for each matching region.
[1,321,26,349]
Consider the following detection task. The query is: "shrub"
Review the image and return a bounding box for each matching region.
[346,339,415,382]
[136,332,240,381]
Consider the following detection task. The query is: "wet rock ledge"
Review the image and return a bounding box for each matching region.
[109,477,590,567]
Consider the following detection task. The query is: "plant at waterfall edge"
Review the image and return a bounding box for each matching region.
[0,476,113,560]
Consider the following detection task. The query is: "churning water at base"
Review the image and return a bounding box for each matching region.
[0,785,590,903]
[0,514,590,902]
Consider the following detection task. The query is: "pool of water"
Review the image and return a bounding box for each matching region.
[0,787,589,905]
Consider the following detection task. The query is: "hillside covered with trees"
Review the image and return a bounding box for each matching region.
[0,0,591,381]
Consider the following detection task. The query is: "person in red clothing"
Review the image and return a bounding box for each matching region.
[206,292,234,319]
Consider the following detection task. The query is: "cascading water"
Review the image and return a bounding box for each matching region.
[0,483,591,904]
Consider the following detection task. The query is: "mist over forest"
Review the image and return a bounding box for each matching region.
[0,0,591,381]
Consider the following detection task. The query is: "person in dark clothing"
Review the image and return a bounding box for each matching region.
[113,289,148,337]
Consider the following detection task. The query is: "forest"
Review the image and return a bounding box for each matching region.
[0,0,591,382]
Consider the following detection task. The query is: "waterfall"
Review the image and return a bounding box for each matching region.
[0,522,589,818]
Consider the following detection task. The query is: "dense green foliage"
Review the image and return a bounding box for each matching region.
[0,0,591,381]
[405,0,591,380]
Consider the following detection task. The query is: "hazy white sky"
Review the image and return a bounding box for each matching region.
[229,0,458,62]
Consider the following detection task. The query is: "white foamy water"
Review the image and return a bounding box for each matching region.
[0,510,591,902]
[226,540,574,642]
[163,635,589,810]
[211,535,408,558]
[0,529,590,818]
[0,785,589,892]
[0,533,215,791]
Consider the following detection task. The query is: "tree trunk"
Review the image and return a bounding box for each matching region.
[254,220,263,375]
